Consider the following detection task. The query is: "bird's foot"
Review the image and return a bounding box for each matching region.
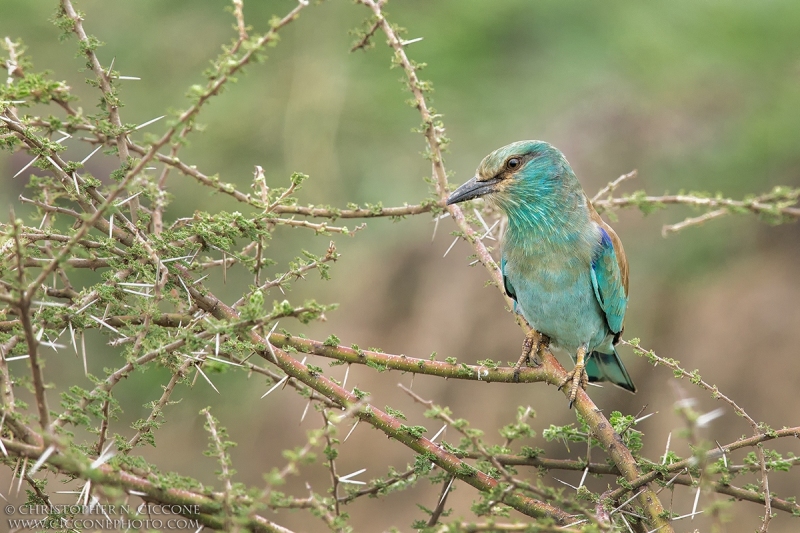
[558,364,589,408]
[558,345,589,408]
[513,329,542,382]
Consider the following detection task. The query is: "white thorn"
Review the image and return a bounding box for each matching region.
[671,510,704,521]
[79,480,91,506]
[691,483,701,519]
[438,476,454,505]
[479,219,499,241]
[16,457,27,495]
[674,398,696,409]
[177,275,192,308]
[74,297,98,315]
[261,376,288,398]
[28,445,56,475]
[115,190,143,207]
[89,442,115,470]
[13,155,39,178]
[400,37,423,46]
[134,115,165,131]
[162,255,194,263]
[89,314,121,335]
[31,300,67,308]
[0,413,7,457]
[430,424,447,443]
[716,441,727,468]
[120,288,153,298]
[81,332,88,375]
[264,322,280,363]
[39,340,66,351]
[45,156,61,173]
[431,214,441,242]
[553,477,578,490]
[661,432,672,464]
[344,419,359,442]
[443,236,458,258]
[195,364,220,394]
[661,469,685,491]
[300,398,312,423]
[338,468,366,484]
[341,364,350,391]
[206,356,241,367]
[473,208,490,233]
[622,514,635,533]
[80,145,103,165]
[696,407,724,428]
[611,489,644,515]
[578,466,589,490]
[8,458,20,492]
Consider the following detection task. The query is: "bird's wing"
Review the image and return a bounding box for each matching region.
[588,202,629,293]
[500,257,517,302]
[589,225,628,334]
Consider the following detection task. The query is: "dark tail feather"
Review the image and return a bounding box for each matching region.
[586,348,636,393]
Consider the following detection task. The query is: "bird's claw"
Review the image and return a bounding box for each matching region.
[558,345,589,408]
[559,363,589,409]
[512,330,542,382]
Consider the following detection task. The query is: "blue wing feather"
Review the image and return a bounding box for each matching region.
[590,228,627,334]
[500,257,517,302]
[500,257,520,317]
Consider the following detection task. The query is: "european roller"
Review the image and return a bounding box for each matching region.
[446,140,635,406]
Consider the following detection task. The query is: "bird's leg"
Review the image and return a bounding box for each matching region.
[513,329,543,382]
[559,344,589,408]
[538,335,552,362]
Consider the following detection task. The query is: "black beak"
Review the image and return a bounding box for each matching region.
[446,176,501,205]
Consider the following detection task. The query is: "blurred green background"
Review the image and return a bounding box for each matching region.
[2,0,800,531]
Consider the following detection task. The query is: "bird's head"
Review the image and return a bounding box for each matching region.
[446,140,576,213]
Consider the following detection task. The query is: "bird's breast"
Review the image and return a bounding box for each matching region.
[503,247,608,354]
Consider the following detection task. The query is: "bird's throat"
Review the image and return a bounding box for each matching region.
[501,197,594,259]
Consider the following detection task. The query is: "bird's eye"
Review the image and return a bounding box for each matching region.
[506,158,521,170]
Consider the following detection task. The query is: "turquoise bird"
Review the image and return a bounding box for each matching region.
[446,140,635,405]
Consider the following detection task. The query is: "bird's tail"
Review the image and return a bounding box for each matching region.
[586,348,636,393]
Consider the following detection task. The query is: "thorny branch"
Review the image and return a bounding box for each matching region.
[356,0,674,530]
[0,0,797,532]
[625,339,783,531]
